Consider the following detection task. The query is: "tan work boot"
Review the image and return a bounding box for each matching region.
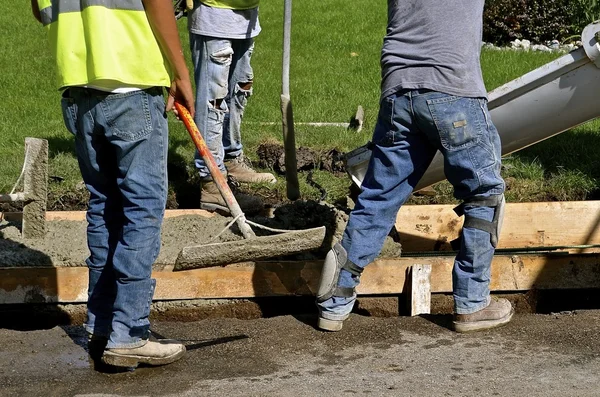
[453,297,514,333]
[225,156,277,184]
[101,339,186,368]
[200,179,263,214]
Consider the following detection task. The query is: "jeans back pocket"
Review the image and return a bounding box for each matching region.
[427,96,484,151]
[60,94,78,136]
[100,90,153,142]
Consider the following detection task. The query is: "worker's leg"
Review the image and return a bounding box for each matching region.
[317,91,437,329]
[94,88,168,349]
[224,37,253,160]
[190,34,232,179]
[413,92,510,330]
[223,38,276,183]
[61,88,120,340]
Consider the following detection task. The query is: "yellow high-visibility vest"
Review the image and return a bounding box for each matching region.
[37,0,171,90]
[200,0,259,10]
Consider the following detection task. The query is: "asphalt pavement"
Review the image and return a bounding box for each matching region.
[1,311,600,396]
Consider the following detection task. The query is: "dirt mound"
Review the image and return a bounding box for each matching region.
[256,143,346,175]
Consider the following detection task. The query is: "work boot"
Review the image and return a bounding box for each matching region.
[225,156,277,184]
[200,179,263,215]
[101,339,186,368]
[453,297,514,333]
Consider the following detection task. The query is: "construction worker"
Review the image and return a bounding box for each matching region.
[187,0,276,214]
[31,0,195,367]
[316,0,513,333]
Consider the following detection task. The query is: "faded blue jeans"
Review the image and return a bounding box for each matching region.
[190,34,254,179]
[61,87,168,348]
[319,89,505,321]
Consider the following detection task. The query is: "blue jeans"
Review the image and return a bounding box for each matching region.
[319,90,505,320]
[190,34,254,178]
[61,87,168,348]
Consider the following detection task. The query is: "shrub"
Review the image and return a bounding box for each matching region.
[484,0,600,45]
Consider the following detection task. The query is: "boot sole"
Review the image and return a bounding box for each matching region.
[101,346,186,368]
[453,309,514,333]
[200,202,263,215]
[318,317,344,332]
[200,202,231,214]
[230,176,277,184]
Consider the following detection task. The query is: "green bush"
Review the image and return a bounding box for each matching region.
[483,0,600,45]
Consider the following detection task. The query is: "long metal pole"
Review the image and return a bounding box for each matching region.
[281,0,300,200]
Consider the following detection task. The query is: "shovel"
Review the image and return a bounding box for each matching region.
[172,103,326,271]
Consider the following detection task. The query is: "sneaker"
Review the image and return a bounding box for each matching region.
[200,179,263,215]
[101,339,186,368]
[225,156,277,184]
[453,298,514,333]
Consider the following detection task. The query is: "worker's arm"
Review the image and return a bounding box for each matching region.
[31,0,41,23]
[143,0,195,117]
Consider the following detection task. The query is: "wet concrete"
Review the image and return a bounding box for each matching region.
[1,200,392,268]
[2,311,600,396]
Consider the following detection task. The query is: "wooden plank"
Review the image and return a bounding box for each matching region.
[395,201,600,252]
[45,209,215,221]
[0,209,215,222]
[409,264,431,316]
[2,253,600,303]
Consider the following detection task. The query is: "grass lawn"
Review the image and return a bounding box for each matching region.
[2,1,598,208]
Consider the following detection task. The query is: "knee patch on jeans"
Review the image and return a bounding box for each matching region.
[316,243,363,303]
[452,194,505,249]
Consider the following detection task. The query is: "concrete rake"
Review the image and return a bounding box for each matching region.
[172,103,326,271]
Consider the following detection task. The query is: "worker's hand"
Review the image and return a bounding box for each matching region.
[166,76,195,119]
[186,0,194,10]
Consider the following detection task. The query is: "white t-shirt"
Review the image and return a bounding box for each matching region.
[188,2,261,39]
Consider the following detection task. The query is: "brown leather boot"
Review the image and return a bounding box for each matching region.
[225,156,276,184]
[200,179,263,214]
[453,297,514,333]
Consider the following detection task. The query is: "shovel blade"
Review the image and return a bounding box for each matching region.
[173,226,326,271]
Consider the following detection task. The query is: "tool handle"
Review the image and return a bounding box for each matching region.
[281,0,300,201]
[282,0,292,97]
[175,102,255,238]
[280,95,300,200]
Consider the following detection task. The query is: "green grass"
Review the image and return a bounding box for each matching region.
[2,1,598,207]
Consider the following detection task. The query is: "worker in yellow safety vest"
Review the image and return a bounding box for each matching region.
[31,0,195,369]
[186,0,276,214]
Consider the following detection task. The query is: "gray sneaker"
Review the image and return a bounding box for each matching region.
[225,156,277,184]
[453,297,514,333]
[200,179,263,214]
[102,339,186,368]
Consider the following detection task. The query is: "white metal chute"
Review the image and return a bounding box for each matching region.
[346,21,600,190]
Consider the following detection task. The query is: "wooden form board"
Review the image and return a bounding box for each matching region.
[2,253,600,303]
[394,201,600,252]
[4,200,598,252]
[3,201,600,303]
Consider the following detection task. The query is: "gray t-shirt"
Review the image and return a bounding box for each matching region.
[188,2,261,39]
[381,0,487,100]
